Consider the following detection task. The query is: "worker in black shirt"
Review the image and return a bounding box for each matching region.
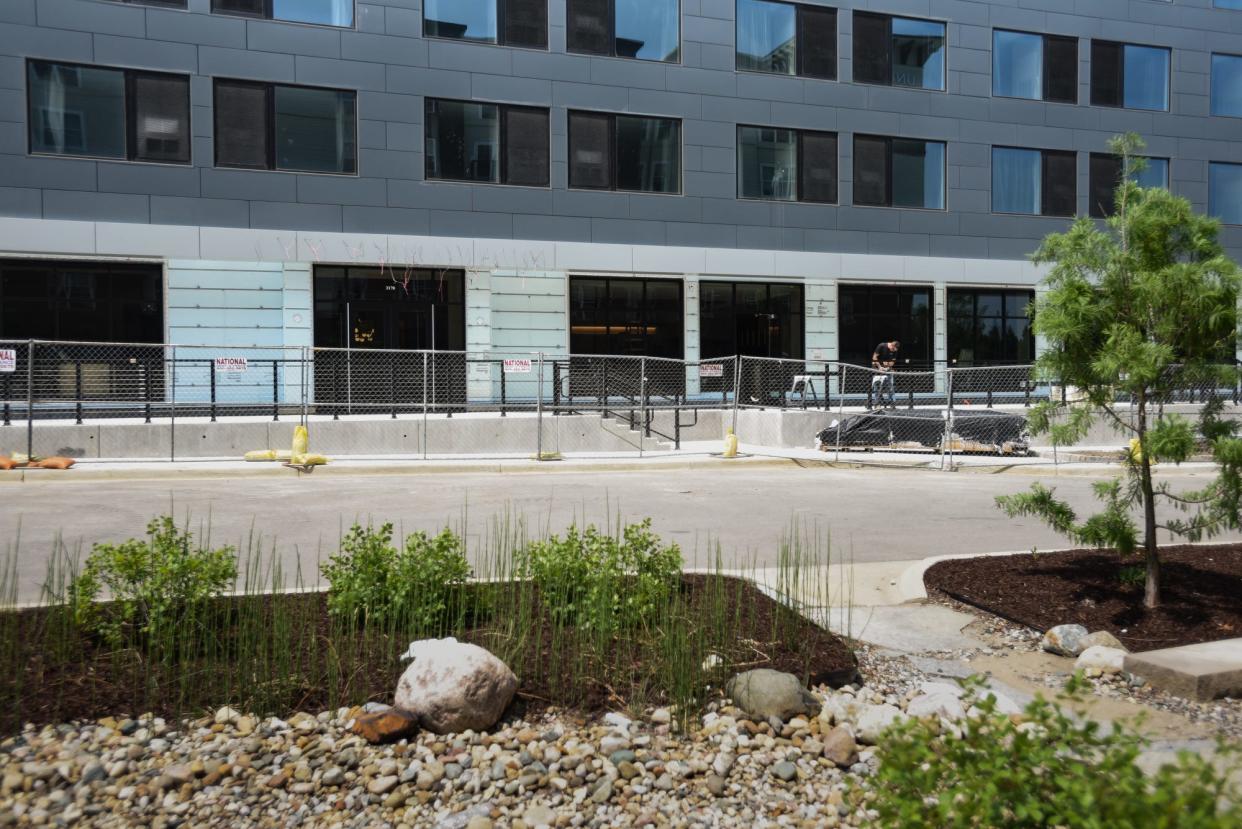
[871,340,900,408]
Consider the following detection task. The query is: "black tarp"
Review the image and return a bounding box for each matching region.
[816,408,1030,454]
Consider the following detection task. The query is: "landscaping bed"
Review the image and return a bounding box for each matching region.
[924,543,1242,650]
[1,575,856,734]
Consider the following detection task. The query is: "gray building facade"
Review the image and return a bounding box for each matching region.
[1,0,1241,391]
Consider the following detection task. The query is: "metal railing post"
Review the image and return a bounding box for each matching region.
[834,364,844,463]
[169,345,177,462]
[209,359,218,422]
[500,362,507,417]
[639,357,647,456]
[2,372,9,427]
[731,356,740,435]
[942,367,954,472]
[553,361,561,416]
[536,352,545,459]
[271,359,279,421]
[301,347,310,426]
[422,351,428,460]
[25,341,34,461]
[824,364,831,411]
[143,355,152,424]
[74,361,83,424]
[332,355,340,420]
[390,359,398,419]
[674,393,681,450]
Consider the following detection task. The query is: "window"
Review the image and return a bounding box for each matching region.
[213,79,356,174]
[1212,53,1242,117]
[853,12,945,90]
[569,111,680,194]
[423,0,547,49]
[0,259,163,344]
[737,126,836,203]
[992,147,1076,217]
[700,282,804,359]
[567,0,680,62]
[211,0,354,28]
[838,285,932,369]
[27,60,190,164]
[947,290,1034,366]
[736,0,836,80]
[1216,1,1242,8]
[853,135,945,209]
[107,0,186,7]
[992,30,1077,103]
[1088,153,1169,218]
[1210,162,1242,225]
[569,276,683,358]
[424,99,549,186]
[1090,40,1170,111]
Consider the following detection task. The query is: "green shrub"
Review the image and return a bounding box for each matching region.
[321,523,471,631]
[70,516,237,647]
[872,676,1242,829]
[519,519,682,631]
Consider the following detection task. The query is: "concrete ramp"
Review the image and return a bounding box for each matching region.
[1124,638,1242,701]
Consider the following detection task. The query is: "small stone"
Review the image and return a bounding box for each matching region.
[653,773,673,791]
[1080,631,1128,652]
[321,767,345,786]
[367,775,399,795]
[821,726,857,767]
[79,762,106,785]
[235,716,255,736]
[465,818,493,829]
[350,709,419,745]
[608,749,637,766]
[617,761,640,780]
[214,707,240,725]
[649,708,671,725]
[1075,646,1127,675]
[725,670,819,722]
[523,805,555,827]
[771,761,797,782]
[705,774,727,797]
[591,779,613,803]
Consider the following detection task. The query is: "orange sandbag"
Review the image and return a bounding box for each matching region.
[34,456,76,470]
[0,456,16,471]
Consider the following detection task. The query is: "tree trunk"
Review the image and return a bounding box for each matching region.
[1137,395,1160,608]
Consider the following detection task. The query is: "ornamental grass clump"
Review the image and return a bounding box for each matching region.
[872,675,1241,829]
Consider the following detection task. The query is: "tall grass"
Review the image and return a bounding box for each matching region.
[0,509,850,732]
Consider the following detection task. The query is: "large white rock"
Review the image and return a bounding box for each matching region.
[854,703,905,744]
[394,638,518,734]
[1075,645,1127,675]
[906,689,966,721]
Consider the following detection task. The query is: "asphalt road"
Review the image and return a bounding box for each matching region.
[1,463,1232,601]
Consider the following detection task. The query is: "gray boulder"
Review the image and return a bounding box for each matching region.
[1079,631,1128,652]
[1041,624,1089,657]
[725,669,819,722]
[395,637,517,734]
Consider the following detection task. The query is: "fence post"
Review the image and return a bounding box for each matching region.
[209,359,218,423]
[639,357,647,456]
[74,361,83,425]
[143,355,152,424]
[25,340,34,461]
[823,363,831,411]
[2,372,9,426]
[536,352,545,460]
[942,367,954,472]
[500,361,507,417]
[332,355,340,421]
[834,364,844,463]
[390,359,398,419]
[731,356,740,435]
[422,351,428,460]
[674,393,681,450]
[301,346,310,427]
[553,361,561,416]
[271,359,279,421]
[169,345,177,463]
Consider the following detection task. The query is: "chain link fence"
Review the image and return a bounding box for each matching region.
[3,339,1240,466]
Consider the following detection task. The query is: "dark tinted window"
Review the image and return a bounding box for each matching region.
[736,1,835,80]
[855,135,944,209]
[1091,40,1169,111]
[212,0,264,15]
[568,111,612,189]
[1090,40,1123,107]
[852,12,890,85]
[853,134,889,206]
[799,131,838,204]
[567,0,610,55]
[424,0,547,48]
[215,80,355,174]
[737,126,836,203]
[569,276,683,358]
[213,80,269,170]
[1044,36,1078,103]
[425,99,501,183]
[947,289,1035,366]
[570,112,680,193]
[699,281,804,359]
[131,72,191,164]
[0,259,163,344]
[1041,150,1077,217]
[838,285,932,368]
[797,6,836,79]
[506,0,549,48]
[1088,153,1169,218]
[503,106,550,187]
[570,0,680,62]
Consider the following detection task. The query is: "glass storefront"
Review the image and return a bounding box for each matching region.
[946,289,1035,366]
[699,281,804,359]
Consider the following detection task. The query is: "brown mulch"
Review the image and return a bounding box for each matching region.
[0,575,856,733]
[924,544,1242,652]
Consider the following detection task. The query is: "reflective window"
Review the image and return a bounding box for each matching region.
[853,135,945,209]
[737,0,795,75]
[993,30,1077,103]
[568,0,680,62]
[212,0,354,27]
[1210,162,1242,225]
[425,99,549,186]
[992,147,1041,214]
[737,126,837,203]
[569,111,680,193]
[28,60,190,164]
[0,259,163,346]
[947,289,1035,366]
[736,0,836,80]
[214,79,356,174]
[1217,0,1242,8]
[1091,40,1170,111]
[854,12,944,90]
[424,0,547,48]
[1089,153,1170,218]
[106,0,186,7]
[838,285,932,369]
[1212,53,1242,117]
[993,30,1041,99]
